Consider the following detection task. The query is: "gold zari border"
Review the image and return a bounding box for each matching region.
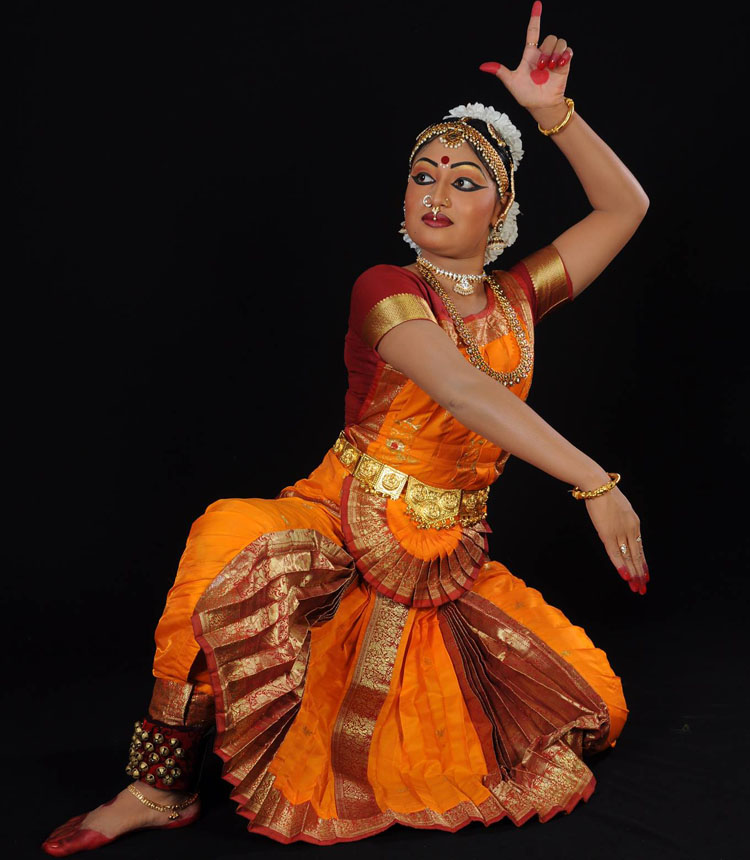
[331,592,410,819]
[361,293,437,349]
[148,678,215,728]
[235,742,596,843]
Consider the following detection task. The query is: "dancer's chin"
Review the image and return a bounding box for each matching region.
[413,228,450,251]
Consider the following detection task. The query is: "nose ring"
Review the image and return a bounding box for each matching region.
[422,194,450,209]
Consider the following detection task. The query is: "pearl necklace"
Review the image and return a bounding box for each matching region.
[415,258,533,387]
[416,255,484,296]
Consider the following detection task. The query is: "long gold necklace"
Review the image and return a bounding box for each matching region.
[415,259,532,387]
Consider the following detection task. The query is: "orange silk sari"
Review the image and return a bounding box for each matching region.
[151,246,628,843]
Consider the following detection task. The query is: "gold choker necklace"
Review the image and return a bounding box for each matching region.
[415,258,532,387]
[416,255,484,296]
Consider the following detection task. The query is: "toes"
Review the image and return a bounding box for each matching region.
[45,814,86,842]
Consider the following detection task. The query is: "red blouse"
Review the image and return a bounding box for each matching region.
[343,245,573,426]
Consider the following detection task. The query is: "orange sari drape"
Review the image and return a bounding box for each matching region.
[150,253,628,844]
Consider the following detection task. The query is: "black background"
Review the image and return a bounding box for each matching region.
[10,1,748,857]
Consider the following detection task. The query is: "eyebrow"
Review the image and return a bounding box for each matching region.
[414,156,487,177]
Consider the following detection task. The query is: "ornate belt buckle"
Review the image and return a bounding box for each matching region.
[405,478,462,527]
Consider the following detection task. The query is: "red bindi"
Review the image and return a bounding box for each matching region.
[441,156,450,163]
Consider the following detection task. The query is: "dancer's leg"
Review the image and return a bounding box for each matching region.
[43,493,343,855]
[153,495,345,693]
[42,681,212,857]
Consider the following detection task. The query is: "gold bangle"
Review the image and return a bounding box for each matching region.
[568,472,620,500]
[538,97,575,136]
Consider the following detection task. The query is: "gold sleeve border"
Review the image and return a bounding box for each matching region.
[362,293,437,348]
[522,244,571,322]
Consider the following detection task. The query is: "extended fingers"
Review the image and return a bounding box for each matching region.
[605,534,642,594]
[613,530,648,594]
[628,517,649,592]
[627,534,647,594]
[526,1,542,48]
[616,535,639,582]
[605,537,632,584]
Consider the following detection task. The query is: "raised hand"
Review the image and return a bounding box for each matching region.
[479,1,572,110]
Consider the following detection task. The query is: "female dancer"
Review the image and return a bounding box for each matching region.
[42,1,650,853]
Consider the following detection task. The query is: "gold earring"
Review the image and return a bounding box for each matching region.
[487,218,507,251]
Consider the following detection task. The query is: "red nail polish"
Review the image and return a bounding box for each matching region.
[532,1,542,16]
[558,56,567,67]
[479,62,501,75]
[548,54,558,68]
[617,567,630,581]
[538,54,548,68]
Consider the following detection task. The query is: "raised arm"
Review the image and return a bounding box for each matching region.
[376,317,648,593]
[480,1,649,298]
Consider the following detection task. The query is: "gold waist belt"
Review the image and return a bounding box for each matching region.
[332,431,490,530]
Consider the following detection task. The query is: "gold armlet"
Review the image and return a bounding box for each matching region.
[538,97,575,136]
[568,472,620,500]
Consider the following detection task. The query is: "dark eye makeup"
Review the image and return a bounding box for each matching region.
[410,171,485,191]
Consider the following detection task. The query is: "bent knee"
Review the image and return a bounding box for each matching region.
[582,662,628,749]
[190,497,290,542]
[198,496,341,542]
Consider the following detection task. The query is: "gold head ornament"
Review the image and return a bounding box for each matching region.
[409,116,516,205]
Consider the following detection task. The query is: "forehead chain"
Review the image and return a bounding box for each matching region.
[409,117,513,195]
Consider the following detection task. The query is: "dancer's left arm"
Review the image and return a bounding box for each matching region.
[482,1,649,298]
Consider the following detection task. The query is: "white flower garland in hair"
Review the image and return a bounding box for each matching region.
[401,102,524,264]
[443,102,524,167]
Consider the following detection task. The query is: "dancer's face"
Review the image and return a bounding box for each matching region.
[404,138,508,262]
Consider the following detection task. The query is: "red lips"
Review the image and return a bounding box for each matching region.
[422,213,453,226]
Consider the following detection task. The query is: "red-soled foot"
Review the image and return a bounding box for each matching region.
[41,789,199,856]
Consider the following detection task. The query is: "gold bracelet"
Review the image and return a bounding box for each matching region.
[127,782,199,820]
[568,472,620,500]
[538,97,575,136]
